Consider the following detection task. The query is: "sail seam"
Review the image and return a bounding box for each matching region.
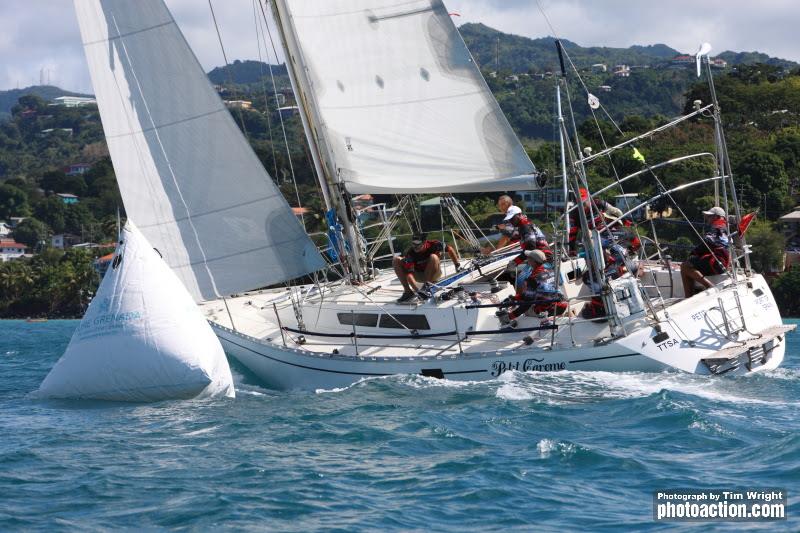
[322,89,484,110]
[81,20,173,46]
[103,108,228,139]
[138,195,281,229]
[169,238,312,269]
[291,0,427,19]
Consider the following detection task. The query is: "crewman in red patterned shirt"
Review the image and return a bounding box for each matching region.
[393,233,460,303]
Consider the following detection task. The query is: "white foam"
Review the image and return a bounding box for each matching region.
[489,369,799,407]
[536,438,577,458]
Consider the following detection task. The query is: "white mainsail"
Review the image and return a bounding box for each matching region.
[37,221,235,402]
[74,0,326,301]
[276,0,537,194]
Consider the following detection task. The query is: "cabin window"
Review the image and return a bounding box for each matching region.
[379,314,430,330]
[337,313,379,327]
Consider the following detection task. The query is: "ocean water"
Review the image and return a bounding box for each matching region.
[0,320,797,531]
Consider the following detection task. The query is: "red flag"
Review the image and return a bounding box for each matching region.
[738,212,756,236]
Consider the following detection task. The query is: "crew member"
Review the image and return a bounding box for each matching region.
[394,233,460,303]
[680,206,730,297]
[568,188,623,255]
[487,195,548,254]
[497,249,568,326]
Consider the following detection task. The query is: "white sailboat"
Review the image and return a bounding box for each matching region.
[74,0,793,391]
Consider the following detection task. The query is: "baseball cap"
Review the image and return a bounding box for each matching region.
[503,205,523,221]
[524,249,547,263]
[702,206,726,217]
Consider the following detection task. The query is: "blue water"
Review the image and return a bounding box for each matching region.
[0,321,797,531]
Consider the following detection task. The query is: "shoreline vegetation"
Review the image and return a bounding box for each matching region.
[1,32,800,319]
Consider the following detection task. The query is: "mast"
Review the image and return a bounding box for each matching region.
[556,84,570,242]
[269,0,364,282]
[704,57,751,274]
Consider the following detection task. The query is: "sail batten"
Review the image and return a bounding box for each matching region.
[74,0,326,301]
[279,0,536,194]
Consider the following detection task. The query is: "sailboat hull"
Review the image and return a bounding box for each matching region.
[212,323,666,391]
[210,274,790,391]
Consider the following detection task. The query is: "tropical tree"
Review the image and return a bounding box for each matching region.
[12,217,51,249]
[0,184,30,219]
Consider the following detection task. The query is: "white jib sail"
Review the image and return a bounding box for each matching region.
[277,0,537,194]
[74,0,326,301]
[36,221,235,402]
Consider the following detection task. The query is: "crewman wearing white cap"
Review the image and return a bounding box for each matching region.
[680,206,730,297]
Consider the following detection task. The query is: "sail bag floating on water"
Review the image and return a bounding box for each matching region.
[274,0,537,194]
[73,0,325,301]
[36,222,235,402]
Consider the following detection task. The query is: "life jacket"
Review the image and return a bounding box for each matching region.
[692,220,730,272]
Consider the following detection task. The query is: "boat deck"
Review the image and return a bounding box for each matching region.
[200,258,623,358]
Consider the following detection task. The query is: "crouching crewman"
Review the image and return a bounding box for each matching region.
[497,249,568,327]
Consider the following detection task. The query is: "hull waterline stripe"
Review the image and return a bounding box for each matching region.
[219,334,488,377]
[568,353,639,364]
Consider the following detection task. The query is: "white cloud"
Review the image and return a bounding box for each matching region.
[0,0,798,93]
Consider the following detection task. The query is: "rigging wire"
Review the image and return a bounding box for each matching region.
[251,0,280,179]
[535,0,734,280]
[256,0,309,231]
[207,0,249,137]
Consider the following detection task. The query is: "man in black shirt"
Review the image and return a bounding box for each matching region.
[393,233,460,303]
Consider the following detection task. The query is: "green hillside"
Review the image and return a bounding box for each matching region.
[0,85,92,120]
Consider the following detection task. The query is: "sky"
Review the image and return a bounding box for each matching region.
[1,0,799,93]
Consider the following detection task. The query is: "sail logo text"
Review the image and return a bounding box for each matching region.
[491,359,566,377]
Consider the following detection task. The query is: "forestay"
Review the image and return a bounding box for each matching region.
[280,0,537,194]
[74,0,325,301]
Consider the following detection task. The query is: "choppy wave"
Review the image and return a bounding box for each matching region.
[1,320,798,531]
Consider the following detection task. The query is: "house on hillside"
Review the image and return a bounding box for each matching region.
[51,96,96,107]
[669,55,694,69]
[0,240,27,262]
[65,163,91,176]
[711,58,728,69]
[39,128,74,137]
[613,65,630,77]
[224,100,252,110]
[0,222,11,238]
[52,233,81,249]
[591,63,607,73]
[56,193,79,205]
[519,187,566,216]
[779,208,800,269]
